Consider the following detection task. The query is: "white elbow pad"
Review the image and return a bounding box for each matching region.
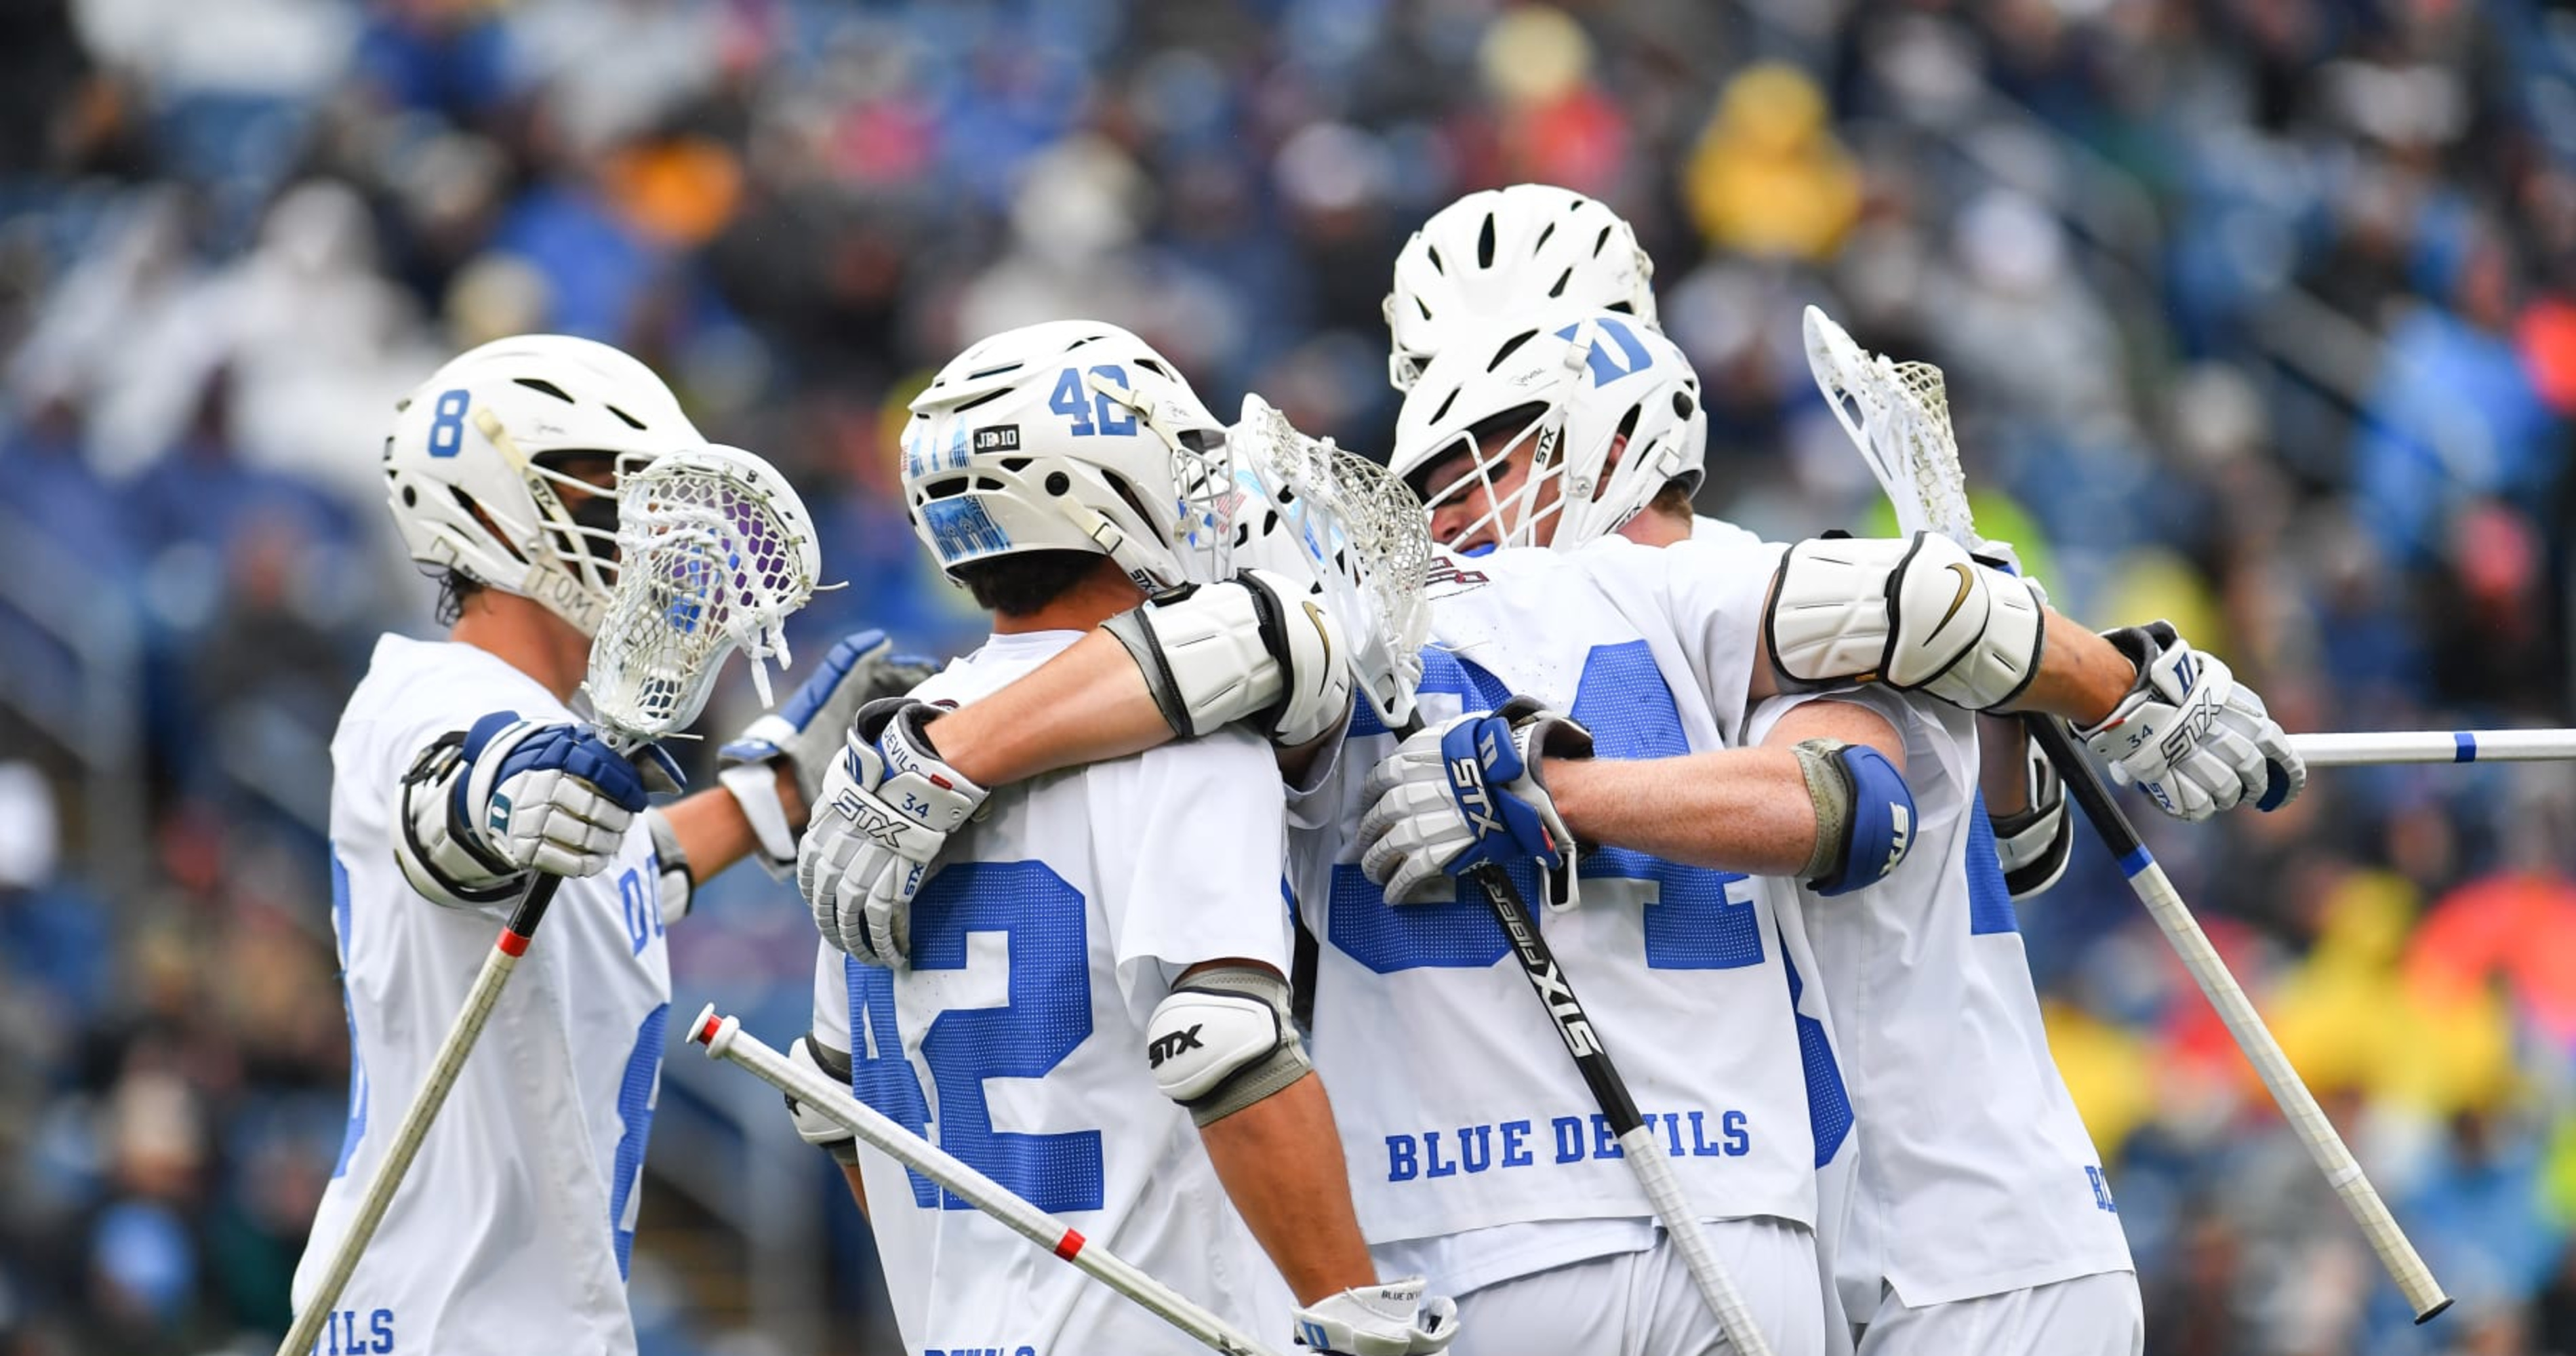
[391,731,526,909]
[644,807,694,923]
[1146,965,1312,1127]
[1991,742,2072,900]
[1768,532,2047,711]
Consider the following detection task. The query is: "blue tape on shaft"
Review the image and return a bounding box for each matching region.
[2118,845,2154,879]
[2454,732,2476,763]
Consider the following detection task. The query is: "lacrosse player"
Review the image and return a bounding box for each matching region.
[1384,183,2074,900]
[298,334,919,1355]
[793,321,1457,1356]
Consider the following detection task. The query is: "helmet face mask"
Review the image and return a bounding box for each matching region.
[382,336,705,636]
[1392,312,1706,555]
[903,321,1232,599]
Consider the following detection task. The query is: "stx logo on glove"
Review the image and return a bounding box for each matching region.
[833,793,913,850]
[1146,1024,1205,1069]
[1448,755,1504,839]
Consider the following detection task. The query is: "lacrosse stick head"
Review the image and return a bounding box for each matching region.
[584,444,821,744]
[1220,395,1432,730]
[1801,305,1978,545]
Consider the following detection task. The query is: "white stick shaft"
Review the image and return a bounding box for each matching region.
[2289,730,2576,766]
[689,1009,1286,1356]
[2118,848,2450,1317]
[278,937,527,1356]
[1617,1127,1774,1355]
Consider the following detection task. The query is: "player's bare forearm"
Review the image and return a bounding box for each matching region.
[921,629,1173,786]
[660,765,797,879]
[840,1161,869,1219]
[2011,610,2135,726]
[1195,1070,1377,1305]
[1545,698,1904,877]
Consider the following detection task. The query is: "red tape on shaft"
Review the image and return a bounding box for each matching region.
[1053,1229,1085,1260]
[497,929,531,957]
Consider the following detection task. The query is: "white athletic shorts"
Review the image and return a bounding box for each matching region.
[1449,1218,1826,1356]
[1855,1269,2144,1356]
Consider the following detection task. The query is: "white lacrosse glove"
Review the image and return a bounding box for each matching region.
[458,713,662,877]
[799,698,990,967]
[2078,622,2306,822]
[718,629,938,878]
[1358,698,1592,910]
[1104,568,1354,747]
[782,1035,859,1164]
[1293,1277,1460,1355]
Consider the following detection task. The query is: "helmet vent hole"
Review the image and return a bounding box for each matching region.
[1548,267,1572,299]
[967,361,1026,381]
[975,477,1005,491]
[1534,221,1557,252]
[1425,245,1445,275]
[1487,329,1538,371]
[1592,225,1613,258]
[954,388,1009,413]
[1615,404,1643,441]
[1135,357,1172,379]
[1414,296,1432,319]
[1477,213,1497,268]
[1045,471,1072,496]
[1608,300,1634,315]
[604,403,647,431]
[1428,387,1460,425]
[1001,457,1032,473]
[513,378,575,404]
[924,477,969,501]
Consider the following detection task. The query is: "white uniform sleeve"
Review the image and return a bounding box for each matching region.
[1601,536,1786,730]
[1087,727,1293,995]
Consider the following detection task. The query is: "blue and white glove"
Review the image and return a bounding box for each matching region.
[799,698,990,968]
[2079,622,2306,821]
[720,630,938,878]
[460,713,653,877]
[1357,698,1593,910]
[1292,1278,1460,1355]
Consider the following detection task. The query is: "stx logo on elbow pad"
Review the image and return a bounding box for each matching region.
[1146,1024,1205,1069]
[1879,805,1912,877]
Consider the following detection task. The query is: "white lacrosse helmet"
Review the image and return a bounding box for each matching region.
[1390,310,1706,555]
[902,320,1229,596]
[383,334,705,636]
[1384,184,1659,392]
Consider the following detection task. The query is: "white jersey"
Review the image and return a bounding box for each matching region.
[298,636,672,1356]
[1691,513,1765,552]
[1747,688,2133,1314]
[811,630,1297,1356]
[1289,537,1854,1298]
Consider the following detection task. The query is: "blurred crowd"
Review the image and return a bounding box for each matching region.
[1,0,2572,1352]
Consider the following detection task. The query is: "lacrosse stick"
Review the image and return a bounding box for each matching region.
[2288,729,2576,766]
[689,1008,1285,1356]
[1224,396,1778,1356]
[280,445,820,1356]
[1803,306,2451,1324]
